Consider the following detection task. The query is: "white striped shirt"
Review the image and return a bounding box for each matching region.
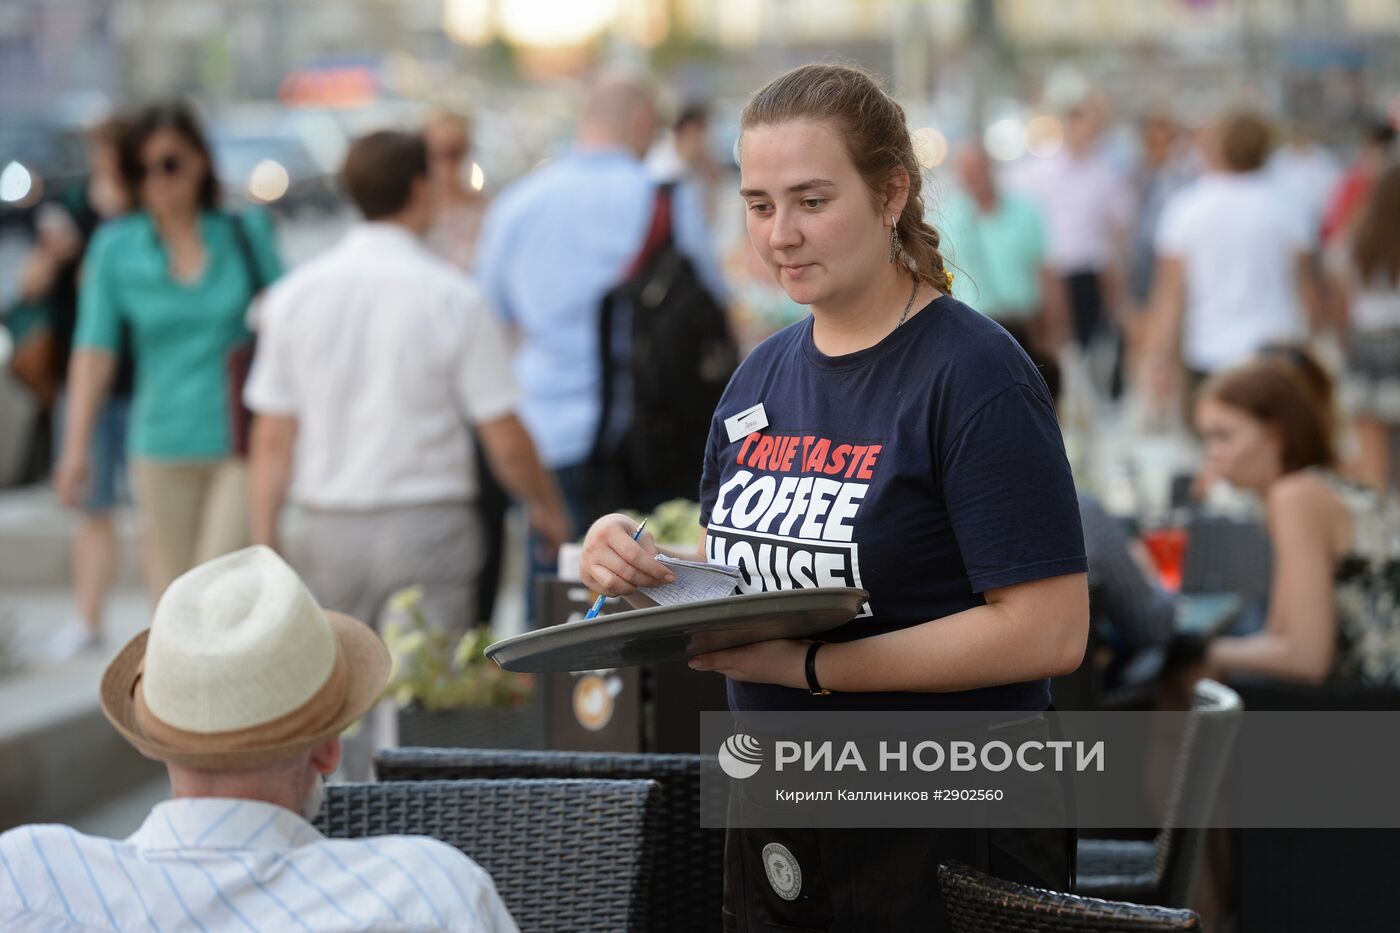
[0,797,519,932]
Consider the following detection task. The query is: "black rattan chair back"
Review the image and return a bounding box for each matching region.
[1181,517,1271,600]
[1154,678,1243,907]
[375,746,723,933]
[940,862,1202,932]
[316,778,657,933]
[1076,679,1243,907]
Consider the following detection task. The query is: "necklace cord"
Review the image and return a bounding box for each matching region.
[896,276,920,327]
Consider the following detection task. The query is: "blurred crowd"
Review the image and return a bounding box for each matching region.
[2,73,1399,706]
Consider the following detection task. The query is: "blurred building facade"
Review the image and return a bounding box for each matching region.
[1,0,451,106]
[2,0,1398,133]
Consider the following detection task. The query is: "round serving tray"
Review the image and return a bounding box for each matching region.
[486,587,868,672]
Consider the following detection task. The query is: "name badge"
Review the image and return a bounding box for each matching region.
[725,403,769,443]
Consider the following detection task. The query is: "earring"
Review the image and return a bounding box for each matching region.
[888,218,902,264]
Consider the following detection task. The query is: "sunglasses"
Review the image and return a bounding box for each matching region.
[140,153,187,179]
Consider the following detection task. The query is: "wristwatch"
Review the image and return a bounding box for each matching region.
[805,641,831,696]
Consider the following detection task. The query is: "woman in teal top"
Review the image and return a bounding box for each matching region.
[56,102,282,600]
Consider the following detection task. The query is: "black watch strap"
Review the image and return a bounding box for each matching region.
[805,640,831,696]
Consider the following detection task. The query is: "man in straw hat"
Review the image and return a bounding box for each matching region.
[0,546,518,931]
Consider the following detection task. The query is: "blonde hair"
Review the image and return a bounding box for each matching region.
[740,63,952,293]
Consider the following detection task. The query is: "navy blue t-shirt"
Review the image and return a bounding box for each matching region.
[698,295,1086,712]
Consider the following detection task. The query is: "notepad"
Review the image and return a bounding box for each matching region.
[639,555,743,607]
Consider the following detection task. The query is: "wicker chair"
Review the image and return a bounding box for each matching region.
[940,862,1202,932]
[316,779,658,933]
[375,746,723,933]
[1226,674,1400,931]
[1076,679,1243,908]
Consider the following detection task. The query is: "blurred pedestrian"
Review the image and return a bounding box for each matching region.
[34,118,136,657]
[423,107,512,628]
[1321,117,1397,249]
[56,102,282,603]
[647,100,722,219]
[4,117,135,658]
[246,131,570,779]
[1012,93,1132,396]
[475,70,728,615]
[1331,164,1400,491]
[1268,120,1342,241]
[1145,111,1321,417]
[939,141,1066,367]
[246,130,570,634]
[424,108,488,269]
[1125,110,1197,366]
[647,101,711,180]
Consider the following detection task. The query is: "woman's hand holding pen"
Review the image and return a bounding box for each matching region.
[580,513,676,597]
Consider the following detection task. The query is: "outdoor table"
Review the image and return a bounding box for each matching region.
[486,587,867,673]
[1173,592,1243,639]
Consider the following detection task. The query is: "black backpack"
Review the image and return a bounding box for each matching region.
[590,183,737,515]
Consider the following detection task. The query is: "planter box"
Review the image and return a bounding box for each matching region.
[536,578,730,754]
[398,702,543,750]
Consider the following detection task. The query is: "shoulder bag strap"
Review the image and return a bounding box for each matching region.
[228,213,268,295]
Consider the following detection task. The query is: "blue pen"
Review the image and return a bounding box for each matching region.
[582,518,648,621]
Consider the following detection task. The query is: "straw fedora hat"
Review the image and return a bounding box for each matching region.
[101,546,390,770]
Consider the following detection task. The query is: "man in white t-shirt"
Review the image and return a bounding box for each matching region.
[1146,111,1322,409]
[245,131,572,637]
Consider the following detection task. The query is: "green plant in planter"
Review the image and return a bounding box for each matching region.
[382,586,533,712]
[622,498,703,549]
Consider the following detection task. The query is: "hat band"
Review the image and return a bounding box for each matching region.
[131,644,350,758]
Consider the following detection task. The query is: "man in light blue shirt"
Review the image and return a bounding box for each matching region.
[936,143,1063,355]
[475,72,728,543]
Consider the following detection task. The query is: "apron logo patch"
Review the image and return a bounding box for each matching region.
[762,842,802,901]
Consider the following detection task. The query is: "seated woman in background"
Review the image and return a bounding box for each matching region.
[1195,355,1399,687]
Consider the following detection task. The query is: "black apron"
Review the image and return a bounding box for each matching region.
[721,714,1075,932]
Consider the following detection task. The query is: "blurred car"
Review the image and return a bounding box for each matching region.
[210,130,339,216]
[0,117,88,231]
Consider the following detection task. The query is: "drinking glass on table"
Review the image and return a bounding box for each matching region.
[1141,525,1188,593]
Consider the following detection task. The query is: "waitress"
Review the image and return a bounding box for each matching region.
[580,63,1088,931]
